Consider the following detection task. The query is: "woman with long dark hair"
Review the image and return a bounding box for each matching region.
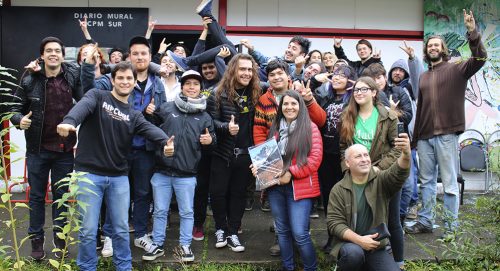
[339,76,403,268]
[253,90,323,271]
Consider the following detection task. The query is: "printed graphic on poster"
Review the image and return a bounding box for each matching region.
[248,138,283,190]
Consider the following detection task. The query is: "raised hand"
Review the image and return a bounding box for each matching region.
[20,111,33,130]
[463,9,475,32]
[84,43,99,65]
[56,123,77,137]
[217,46,231,59]
[240,39,254,51]
[145,16,157,39]
[24,59,41,73]
[202,16,213,29]
[389,94,400,111]
[145,98,155,115]
[333,37,343,48]
[158,38,171,55]
[228,115,239,136]
[299,80,314,102]
[79,16,88,32]
[314,72,333,83]
[199,128,213,145]
[372,47,382,59]
[399,40,415,59]
[164,136,175,157]
[295,55,309,69]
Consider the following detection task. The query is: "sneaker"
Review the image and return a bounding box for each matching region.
[245,198,254,211]
[180,245,195,262]
[167,50,188,72]
[227,234,245,252]
[142,243,164,261]
[135,235,154,252]
[260,198,271,212]
[238,227,243,234]
[53,235,68,259]
[101,236,113,258]
[310,208,319,219]
[404,221,433,234]
[269,236,280,256]
[195,0,213,17]
[30,237,46,261]
[407,204,418,220]
[215,229,227,248]
[129,223,135,233]
[192,226,205,241]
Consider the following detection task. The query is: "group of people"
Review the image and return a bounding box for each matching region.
[11,0,486,269]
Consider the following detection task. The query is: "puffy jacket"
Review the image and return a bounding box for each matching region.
[381,84,412,131]
[151,102,216,177]
[206,89,256,161]
[287,122,323,200]
[11,62,83,153]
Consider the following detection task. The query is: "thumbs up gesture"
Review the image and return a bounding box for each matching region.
[56,123,77,137]
[228,115,239,136]
[145,97,155,115]
[164,136,175,157]
[200,128,213,145]
[20,111,33,130]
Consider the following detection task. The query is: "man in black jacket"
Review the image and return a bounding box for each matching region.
[10,36,82,260]
[57,62,170,271]
[334,38,382,77]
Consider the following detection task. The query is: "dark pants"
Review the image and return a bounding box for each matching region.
[194,153,211,227]
[207,16,238,56]
[26,149,74,239]
[209,153,252,235]
[318,152,343,214]
[128,149,155,238]
[337,243,400,271]
[185,45,237,67]
[388,190,404,263]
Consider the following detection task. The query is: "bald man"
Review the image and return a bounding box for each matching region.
[326,134,411,271]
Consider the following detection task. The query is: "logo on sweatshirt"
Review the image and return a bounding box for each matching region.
[102,102,130,122]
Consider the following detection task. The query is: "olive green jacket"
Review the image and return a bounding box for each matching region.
[326,162,409,261]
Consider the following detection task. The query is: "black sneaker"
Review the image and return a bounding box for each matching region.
[261,198,271,212]
[215,229,227,248]
[30,237,46,261]
[227,234,245,252]
[269,236,280,256]
[53,234,69,259]
[404,221,433,234]
[142,244,164,261]
[245,198,254,211]
[180,245,195,262]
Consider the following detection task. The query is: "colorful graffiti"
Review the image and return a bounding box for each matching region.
[424,0,500,135]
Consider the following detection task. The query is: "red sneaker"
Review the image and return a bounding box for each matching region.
[192,226,204,241]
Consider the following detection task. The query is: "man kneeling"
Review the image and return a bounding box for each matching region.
[326,133,411,271]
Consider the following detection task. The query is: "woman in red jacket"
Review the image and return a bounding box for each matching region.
[254,90,323,271]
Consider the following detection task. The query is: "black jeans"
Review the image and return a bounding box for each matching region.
[337,243,400,271]
[194,153,212,227]
[318,152,343,214]
[26,149,74,239]
[388,189,404,263]
[209,153,252,235]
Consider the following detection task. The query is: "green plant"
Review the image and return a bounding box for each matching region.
[49,172,96,271]
[0,65,30,271]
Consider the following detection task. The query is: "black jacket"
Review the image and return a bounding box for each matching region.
[381,85,413,131]
[10,62,83,153]
[207,90,255,162]
[151,102,216,177]
[334,46,382,77]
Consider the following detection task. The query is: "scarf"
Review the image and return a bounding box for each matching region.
[174,93,207,113]
[278,118,297,156]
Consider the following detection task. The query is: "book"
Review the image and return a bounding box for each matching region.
[248,138,283,190]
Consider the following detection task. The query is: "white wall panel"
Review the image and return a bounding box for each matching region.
[277,0,355,28]
[355,0,423,30]
[227,0,247,26]
[247,0,278,26]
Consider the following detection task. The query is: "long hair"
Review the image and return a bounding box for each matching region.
[423,35,450,64]
[268,90,312,170]
[340,76,379,145]
[77,43,107,75]
[215,53,261,107]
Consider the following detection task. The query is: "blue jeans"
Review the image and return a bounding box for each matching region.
[26,150,73,239]
[268,184,317,271]
[151,173,196,246]
[417,134,459,229]
[128,149,155,239]
[76,173,131,271]
[337,243,400,271]
[410,149,419,204]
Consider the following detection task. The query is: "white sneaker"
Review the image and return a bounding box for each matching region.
[101,237,113,258]
[134,235,154,252]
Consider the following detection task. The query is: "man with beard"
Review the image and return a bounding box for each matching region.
[57,62,170,271]
[240,36,311,81]
[404,10,487,237]
[81,36,166,255]
[334,38,382,77]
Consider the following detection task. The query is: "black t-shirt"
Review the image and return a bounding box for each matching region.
[137,79,147,93]
[235,87,252,148]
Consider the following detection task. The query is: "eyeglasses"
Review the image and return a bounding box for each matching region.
[332,73,347,79]
[353,87,372,93]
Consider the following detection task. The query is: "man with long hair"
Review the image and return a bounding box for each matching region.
[206,53,262,252]
[404,10,487,237]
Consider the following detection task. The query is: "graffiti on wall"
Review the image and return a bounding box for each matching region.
[424,0,499,135]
